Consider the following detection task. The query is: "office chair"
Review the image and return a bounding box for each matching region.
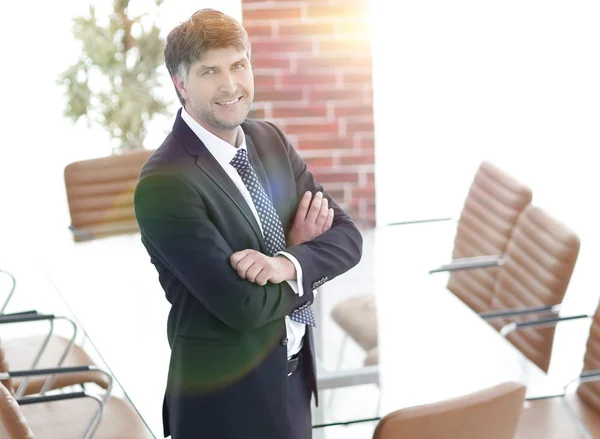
[373,381,526,439]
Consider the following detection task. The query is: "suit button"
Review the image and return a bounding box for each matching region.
[281,338,288,346]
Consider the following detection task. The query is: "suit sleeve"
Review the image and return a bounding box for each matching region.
[266,122,364,297]
[134,171,312,331]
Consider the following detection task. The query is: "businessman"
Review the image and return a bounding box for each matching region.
[134,8,363,439]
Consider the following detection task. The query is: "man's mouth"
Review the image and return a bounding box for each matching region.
[215,97,242,106]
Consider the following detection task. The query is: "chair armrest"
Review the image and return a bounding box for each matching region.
[317,365,379,390]
[383,217,453,227]
[0,314,80,397]
[480,304,561,320]
[0,313,55,324]
[429,255,503,274]
[1,365,114,400]
[0,269,16,314]
[500,314,590,336]
[15,381,105,439]
[0,310,38,318]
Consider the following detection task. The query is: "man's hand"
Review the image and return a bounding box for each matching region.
[230,250,296,285]
[287,191,334,246]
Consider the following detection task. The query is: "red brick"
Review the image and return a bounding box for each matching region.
[338,153,375,166]
[321,188,346,203]
[280,74,337,88]
[253,74,278,89]
[248,108,266,119]
[244,23,275,38]
[252,39,313,54]
[312,171,359,184]
[343,72,372,85]
[243,7,303,21]
[284,122,339,136]
[306,4,368,19]
[278,22,336,37]
[251,58,291,70]
[296,138,353,150]
[309,87,367,102]
[317,37,372,54]
[296,55,372,71]
[272,105,328,118]
[356,137,375,150]
[351,185,376,198]
[302,156,335,168]
[346,120,374,135]
[333,105,374,117]
[254,89,304,102]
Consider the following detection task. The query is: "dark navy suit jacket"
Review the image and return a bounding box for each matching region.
[134,111,363,438]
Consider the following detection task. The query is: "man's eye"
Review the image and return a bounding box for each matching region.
[233,64,245,70]
[203,69,215,76]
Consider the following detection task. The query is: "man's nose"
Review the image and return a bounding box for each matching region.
[219,72,236,94]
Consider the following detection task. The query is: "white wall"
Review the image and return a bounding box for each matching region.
[0,0,241,252]
[371,0,600,381]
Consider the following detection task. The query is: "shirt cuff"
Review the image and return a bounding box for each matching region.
[277,251,307,297]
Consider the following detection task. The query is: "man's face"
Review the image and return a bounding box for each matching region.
[175,47,254,141]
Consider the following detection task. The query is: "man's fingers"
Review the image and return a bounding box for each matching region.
[245,264,264,283]
[323,208,334,232]
[230,249,251,270]
[255,269,271,286]
[306,191,323,223]
[294,191,312,222]
[315,197,329,228]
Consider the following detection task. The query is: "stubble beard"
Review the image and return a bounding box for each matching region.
[190,97,253,132]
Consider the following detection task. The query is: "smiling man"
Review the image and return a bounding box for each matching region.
[134,9,363,439]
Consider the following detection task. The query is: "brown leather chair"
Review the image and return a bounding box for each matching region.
[331,161,533,363]
[64,149,153,242]
[483,204,580,372]
[373,381,526,439]
[515,304,600,438]
[364,346,379,367]
[0,313,109,397]
[0,370,153,439]
[447,161,533,313]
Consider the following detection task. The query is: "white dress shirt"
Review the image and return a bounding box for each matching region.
[181,108,308,358]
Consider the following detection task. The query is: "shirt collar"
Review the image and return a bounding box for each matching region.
[180,106,246,167]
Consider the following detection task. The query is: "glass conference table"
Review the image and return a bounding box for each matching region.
[2,218,582,439]
[0,247,156,438]
[312,219,579,438]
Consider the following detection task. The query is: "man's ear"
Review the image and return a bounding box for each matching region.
[172,75,188,100]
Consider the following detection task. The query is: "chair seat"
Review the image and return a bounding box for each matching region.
[21,395,153,439]
[4,336,110,394]
[331,294,378,351]
[515,394,600,439]
[364,347,379,366]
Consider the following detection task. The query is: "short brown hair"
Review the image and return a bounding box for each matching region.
[164,9,252,105]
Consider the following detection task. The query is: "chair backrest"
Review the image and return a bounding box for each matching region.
[372,381,526,439]
[0,342,14,395]
[490,205,580,372]
[0,382,33,439]
[577,303,600,411]
[64,149,153,242]
[448,161,533,313]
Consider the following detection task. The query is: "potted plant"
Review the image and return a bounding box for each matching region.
[58,0,170,241]
[58,0,169,153]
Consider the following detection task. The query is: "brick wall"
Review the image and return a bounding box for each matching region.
[242,0,375,227]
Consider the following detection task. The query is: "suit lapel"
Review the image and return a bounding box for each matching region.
[172,113,267,253]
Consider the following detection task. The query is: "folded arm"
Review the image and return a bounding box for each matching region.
[267,122,364,294]
[134,172,312,331]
